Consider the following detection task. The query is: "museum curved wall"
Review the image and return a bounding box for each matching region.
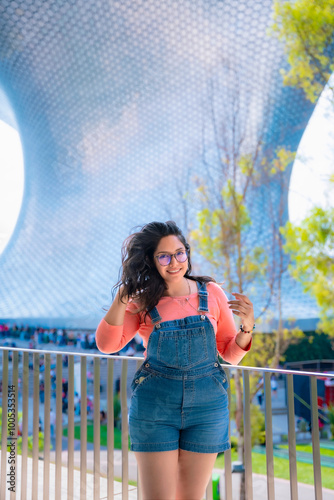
[0,0,325,327]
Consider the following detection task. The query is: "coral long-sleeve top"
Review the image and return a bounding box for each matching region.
[96,282,251,365]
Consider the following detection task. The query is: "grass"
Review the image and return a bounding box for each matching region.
[279,443,334,457]
[63,423,130,449]
[214,449,334,490]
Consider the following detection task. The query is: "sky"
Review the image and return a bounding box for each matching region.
[0,120,24,254]
[0,83,333,255]
[288,80,334,224]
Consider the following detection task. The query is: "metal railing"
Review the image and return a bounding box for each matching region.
[0,346,331,500]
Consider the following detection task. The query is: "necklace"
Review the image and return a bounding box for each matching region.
[169,278,199,313]
[185,279,200,313]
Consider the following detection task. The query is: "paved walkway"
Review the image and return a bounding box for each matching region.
[49,441,334,500]
[1,446,334,499]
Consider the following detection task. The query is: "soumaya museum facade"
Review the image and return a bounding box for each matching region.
[0,0,331,329]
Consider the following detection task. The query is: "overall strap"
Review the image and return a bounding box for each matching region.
[196,281,209,312]
[148,305,162,324]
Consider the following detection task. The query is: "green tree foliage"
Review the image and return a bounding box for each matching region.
[272,0,334,339]
[281,206,334,336]
[272,0,334,103]
[192,161,267,293]
[328,405,334,439]
[192,146,305,470]
[229,376,266,447]
[243,328,304,369]
[283,330,334,362]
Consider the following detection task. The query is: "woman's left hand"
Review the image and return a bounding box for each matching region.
[228,292,254,332]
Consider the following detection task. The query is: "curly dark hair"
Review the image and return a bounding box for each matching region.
[115,220,215,315]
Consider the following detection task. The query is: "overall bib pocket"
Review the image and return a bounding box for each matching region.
[157,326,208,369]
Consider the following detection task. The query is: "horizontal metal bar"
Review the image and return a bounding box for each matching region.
[0,346,330,378]
[0,345,144,361]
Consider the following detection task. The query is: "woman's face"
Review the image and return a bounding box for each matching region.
[153,235,188,283]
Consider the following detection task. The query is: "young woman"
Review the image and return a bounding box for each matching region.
[96,221,254,500]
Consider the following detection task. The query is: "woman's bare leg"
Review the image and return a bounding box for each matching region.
[135,450,179,500]
[176,449,218,500]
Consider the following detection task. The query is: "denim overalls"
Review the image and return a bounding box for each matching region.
[129,281,230,453]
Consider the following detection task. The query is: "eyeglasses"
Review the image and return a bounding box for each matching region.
[155,250,188,266]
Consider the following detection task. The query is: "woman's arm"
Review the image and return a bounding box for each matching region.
[95,288,140,354]
[228,292,254,350]
[103,287,129,325]
[213,285,253,364]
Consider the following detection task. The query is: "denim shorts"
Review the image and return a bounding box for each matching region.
[129,363,230,454]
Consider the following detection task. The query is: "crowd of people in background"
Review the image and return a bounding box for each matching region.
[0,322,145,356]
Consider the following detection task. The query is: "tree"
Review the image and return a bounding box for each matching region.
[283,330,334,362]
[281,205,334,336]
[190,67,307,498]
[272,0,334,339]
[190,69,270,488]
[260,147,305,368]
[272,0,334,104]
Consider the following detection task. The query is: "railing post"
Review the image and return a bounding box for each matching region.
[93,356,101,500]
[43,353,51,500]
[121,359,129,500]
[80,355,87,500]
[1,350,9,500]
[310,376,322,500]
[264,371,274,500]
[135,359,142,500]
[107,358,114,499]
[287,374,298,500]
[243,370,253,500]
[55,354,63,500]
[21,352,29,500]
[67,354,75,500]
[224,368,232,500]
[10,350,19,500]
[4,348,329,500]
[32,352,39,499]
[205,476,213,500]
